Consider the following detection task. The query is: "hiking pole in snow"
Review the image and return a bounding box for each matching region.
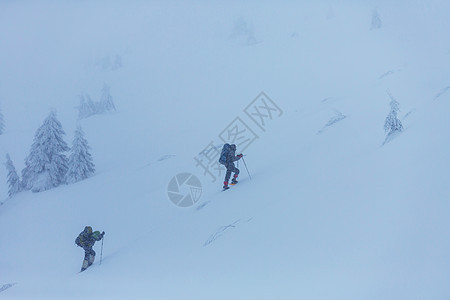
[100,236,104,265]
[242,156,252,180]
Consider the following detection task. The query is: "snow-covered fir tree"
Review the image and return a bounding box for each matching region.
[22,111,69,192]
[370,8,382,30]
[77,86,115,119]
[0,106,4,134]
[384,91,403,143]
[98,84,116,113]
[77,93,97,120]
[66,126,95,184]
[5,154,21,197]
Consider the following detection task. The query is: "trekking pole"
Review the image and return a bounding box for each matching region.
[100,236,104,265]
[242,156,252,180]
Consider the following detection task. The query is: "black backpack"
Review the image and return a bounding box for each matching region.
[219,144,231,165]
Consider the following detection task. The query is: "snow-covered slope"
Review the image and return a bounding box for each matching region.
[1,1,450,299]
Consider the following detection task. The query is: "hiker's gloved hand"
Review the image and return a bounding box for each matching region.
[101,231,105,237]
[237,154,243,159]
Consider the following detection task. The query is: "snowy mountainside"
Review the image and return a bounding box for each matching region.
[1,1,450,299]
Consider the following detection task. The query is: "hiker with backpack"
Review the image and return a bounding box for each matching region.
[219,143,243,190]
[75,226,105,272]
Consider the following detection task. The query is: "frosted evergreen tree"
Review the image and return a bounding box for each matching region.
[5,154,21,197]
[77,93,97,120]
[85,93,97,114]
[230,17,258,46]
[370,8,382,30]
[0,106,4,134]
[22,111,69,192]
[66,126,95,184]
[77,87,116,119]
[384,91,403,144]
[98,84,116,113]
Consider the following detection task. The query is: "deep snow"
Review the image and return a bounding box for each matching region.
[1,1,450,299]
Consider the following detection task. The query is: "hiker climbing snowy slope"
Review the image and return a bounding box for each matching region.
[75,226,105,272]
[219,143,243,190]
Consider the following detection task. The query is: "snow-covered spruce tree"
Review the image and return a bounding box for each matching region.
[22,111,69,192]
[370,8,382,30]
[0,106,4,134]
[77,93,97,120]
[66,126,95,184]
[384,91,403,143]
[5,154,21,197]
[97,84,116,113]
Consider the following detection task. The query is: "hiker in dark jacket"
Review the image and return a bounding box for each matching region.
[75,226,105,272]
[221,144,243,189]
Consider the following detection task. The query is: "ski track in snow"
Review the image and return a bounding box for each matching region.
[403,109,415,120]
[157,154,176,162]
[383,129,403,146]
[138,154,176,169]
[0,283,16,293]
[379,70,395,79]
[378,69,401,79]
[203,218,252,247]
[196,201,210,211]
[433,86,450,101]
[321,97,334,103]
[317,111,347,134]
